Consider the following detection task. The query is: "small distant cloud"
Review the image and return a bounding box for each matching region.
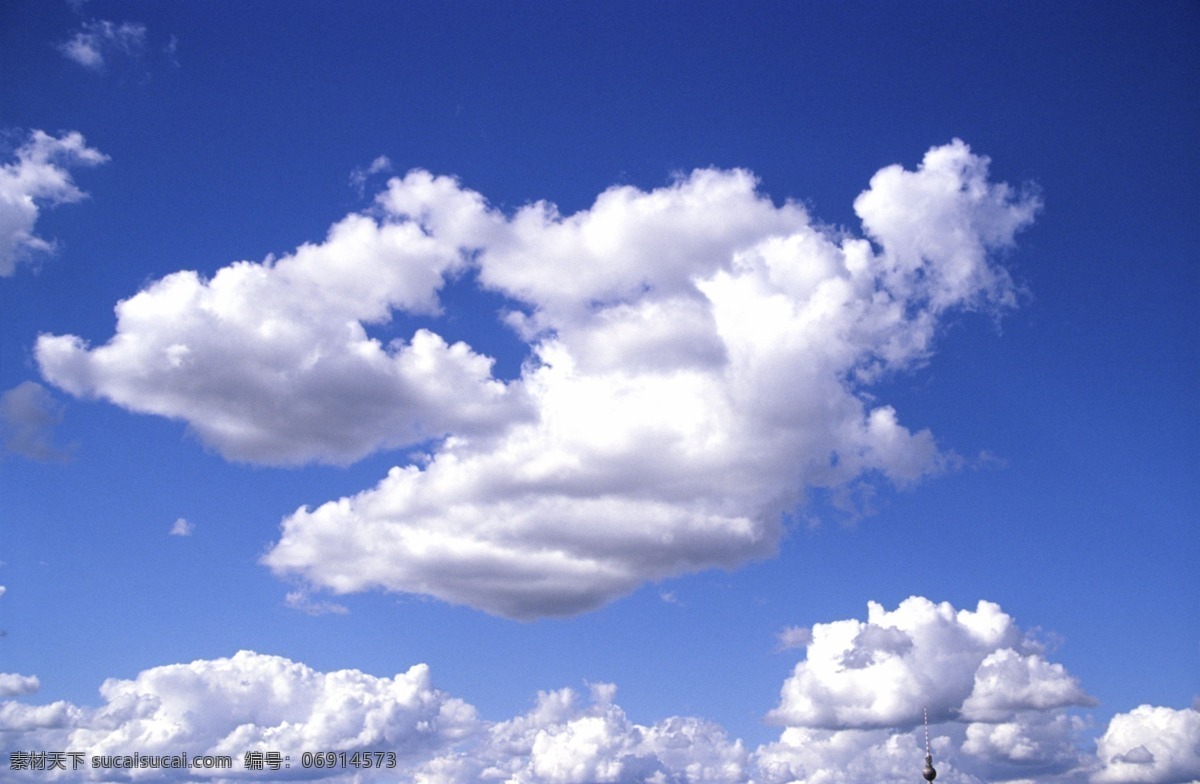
[350,155,393,195]
[59,20,147,70]
[963,449,1008,472]
[659,590,682,606]
[169,517,193,537]
[0,672,40,697]
[775,625,812,652]
[285,590,349,616]
[164,35,179,68]
[0,382,74,462]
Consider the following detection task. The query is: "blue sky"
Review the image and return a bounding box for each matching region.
[1,2,1197,783]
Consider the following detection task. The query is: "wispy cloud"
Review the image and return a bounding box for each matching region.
[284,590,349,616]
[659,590,682,606]
[350,155,393,196]
[775,625,812,652]
[58,19,146,70]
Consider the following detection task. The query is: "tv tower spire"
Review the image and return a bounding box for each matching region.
[922,707,937,782]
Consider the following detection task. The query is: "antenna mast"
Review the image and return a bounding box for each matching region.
[922,707,937,782]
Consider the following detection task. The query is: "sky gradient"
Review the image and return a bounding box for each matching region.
[1,2,1197,783]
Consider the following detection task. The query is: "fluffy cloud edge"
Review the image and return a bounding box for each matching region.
[0,130,107,276]
[0,674,40,699]
[3,599,1195,784]
[767,596,1096,731]
[1092,704,1200,784]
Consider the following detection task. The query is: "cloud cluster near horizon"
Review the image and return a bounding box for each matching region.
[0,130,107,276]
[2,597,1195,784]
[37,140,1040,618]
[768,597,1095,730]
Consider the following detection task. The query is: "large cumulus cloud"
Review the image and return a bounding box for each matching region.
[38,140,1040,618]
[1092,705,1200,784]
[760,597,1101,784]
[767,596,1095,730]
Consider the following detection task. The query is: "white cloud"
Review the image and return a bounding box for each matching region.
[768,596,1094,730]
[0,654,748,784]
[775,626,812,652]
[1092,705,1200,784]
[0,130,107,276]
[758,597,1110,783]
[284,590,349,616]
[0,606,1190,783]
[0,382,74,461]
[755,726,961,784]
[168,517,193,536]
[0,699,81,737]
[39,141,1040,618]
[38,207,528,466]
[0,673,39,698]
[1,651,477,781]
[852,141,1036,313]
[753,720,1089,784]
[416,682,749,784]
[351,155,394,195]
[58,20,147,70]
[961,712,1092,781]
[960,647,1096,721]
